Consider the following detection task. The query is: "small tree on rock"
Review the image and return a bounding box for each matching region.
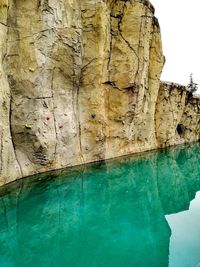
[186,73,198,94]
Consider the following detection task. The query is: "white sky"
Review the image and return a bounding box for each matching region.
[150,0,200,92]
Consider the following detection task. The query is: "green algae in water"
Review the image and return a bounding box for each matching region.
[0,143,199,267]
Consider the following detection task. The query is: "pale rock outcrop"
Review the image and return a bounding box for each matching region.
[178,95,200,143]
[0,0,21,183]
[0,0,199,186]
[156,82,187,146]
[156,82,200,147]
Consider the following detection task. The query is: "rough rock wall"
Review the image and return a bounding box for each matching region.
[80,0,164,162]
[178,95,200,143]
[156,82,200,147]
[0,0,199,186]
[0,0,21,184]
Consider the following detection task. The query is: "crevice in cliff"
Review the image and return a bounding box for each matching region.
[27,96,52,100]
[120,32,138,57]
[126,4,148,127]
[9,96,23,177]
[108,0,140,91]
[107,12,112,75]
[148,17,160,145]
[73,52,84,163]
[0,22,7,27]
[102,81,123,91]
[114,1,139,59]
[168,94,177,130]
[81,58,97,73]
[50,68,58,157]
[76,86,84,163]
[120,6,139,90]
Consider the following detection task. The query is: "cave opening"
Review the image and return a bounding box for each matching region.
[177,124,185,136]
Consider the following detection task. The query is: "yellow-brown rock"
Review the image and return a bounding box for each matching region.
[0,0,199,186]
[156,82,199,147]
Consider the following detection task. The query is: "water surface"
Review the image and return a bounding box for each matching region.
[0,143,199,267]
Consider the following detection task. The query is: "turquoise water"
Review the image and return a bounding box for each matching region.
[0,143,199,267]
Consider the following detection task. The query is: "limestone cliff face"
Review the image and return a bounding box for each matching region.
[0,0,199,186]
[156,82,200,147]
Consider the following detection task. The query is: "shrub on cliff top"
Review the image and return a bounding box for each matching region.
[186,73,198,94]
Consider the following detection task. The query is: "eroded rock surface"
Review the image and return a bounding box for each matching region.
[156,82,200,147]
[0,0,199,185]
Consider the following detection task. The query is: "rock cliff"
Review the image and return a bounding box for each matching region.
[0,0,199,185]
[156,82,199,147]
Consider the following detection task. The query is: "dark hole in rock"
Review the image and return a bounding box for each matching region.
[91,113,96,119]
[177,124,185,136]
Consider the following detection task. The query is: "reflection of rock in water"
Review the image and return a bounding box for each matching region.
[0,143,199,267]
[157,143,200,215]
